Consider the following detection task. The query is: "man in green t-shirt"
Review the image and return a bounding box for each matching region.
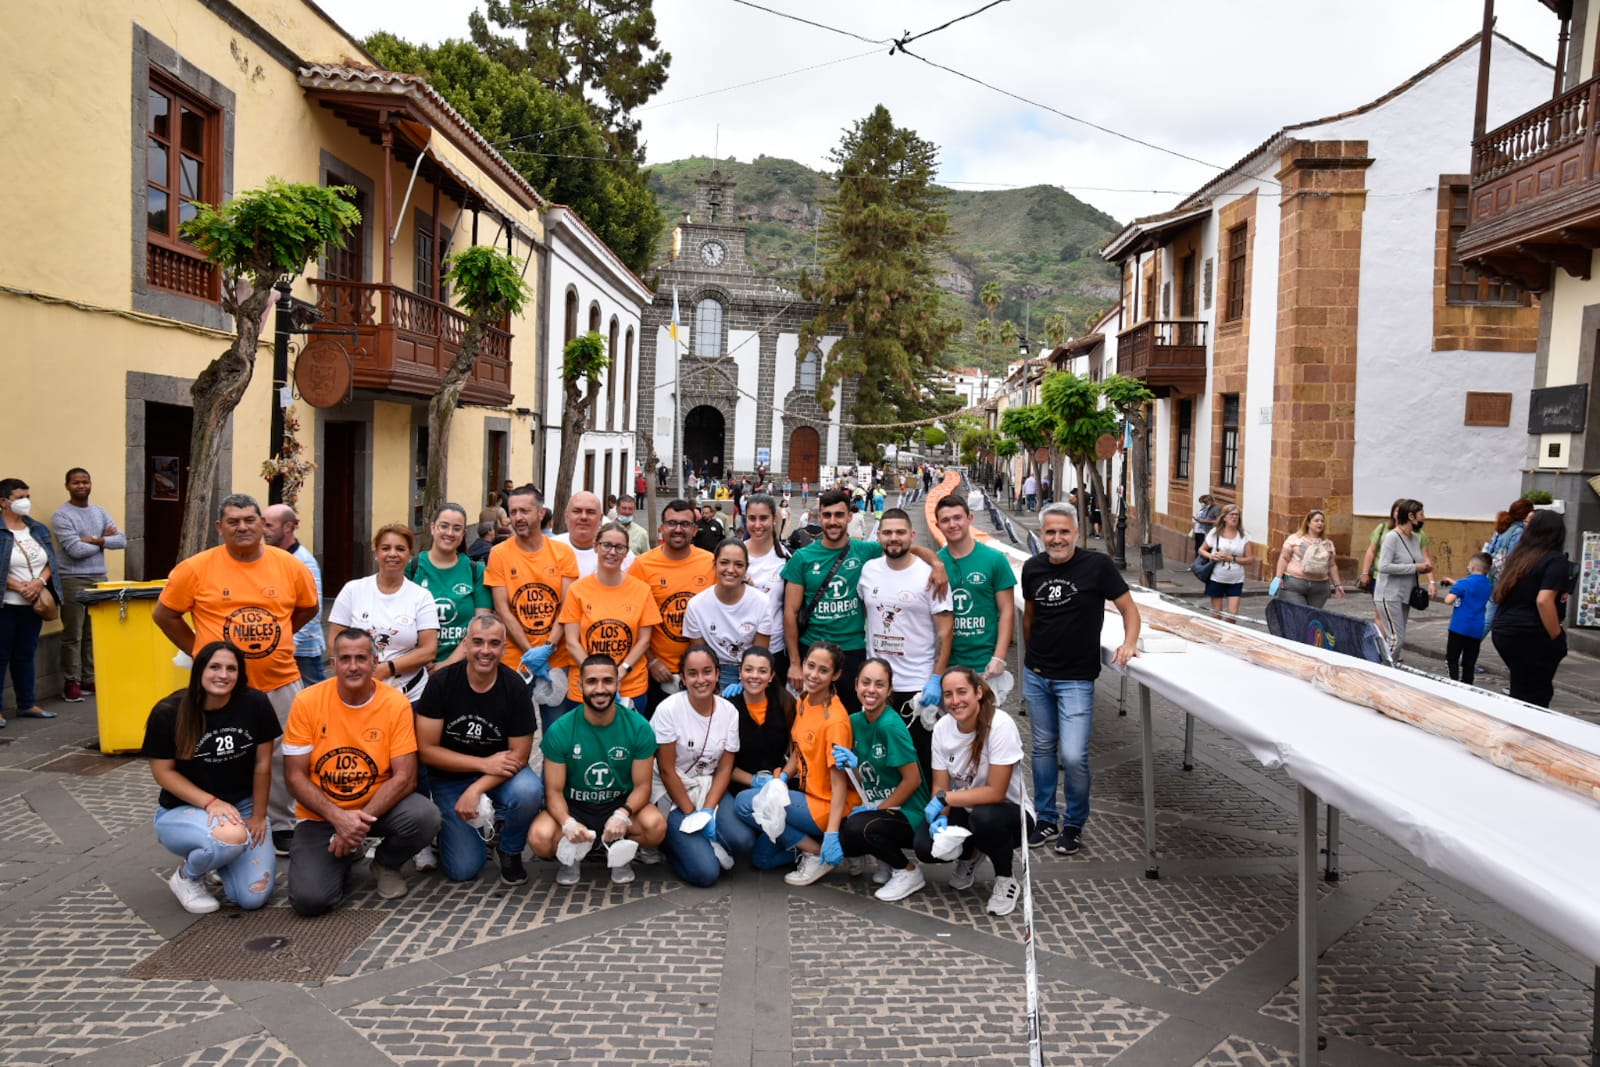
[934,494,1016,679]
[528,655,664,885]
[782,489,948,711]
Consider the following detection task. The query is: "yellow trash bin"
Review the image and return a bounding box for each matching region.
[82,581,189,754]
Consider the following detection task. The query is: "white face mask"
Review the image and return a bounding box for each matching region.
[8,497,31,518]
[617,514,634,525]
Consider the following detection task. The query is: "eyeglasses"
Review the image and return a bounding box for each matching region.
[663,519,695,529]
[597,542,630,554]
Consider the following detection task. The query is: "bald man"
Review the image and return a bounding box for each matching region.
[553,491,633,576]
[263,504,326,683]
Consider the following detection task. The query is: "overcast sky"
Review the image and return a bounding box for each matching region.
[313,0,1559,223]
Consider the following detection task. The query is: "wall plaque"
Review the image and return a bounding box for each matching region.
[1527,384,1588,434]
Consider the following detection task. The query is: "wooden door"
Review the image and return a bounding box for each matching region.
[788,426,820,483]
[144,402,191,579]
[322,422,361,592]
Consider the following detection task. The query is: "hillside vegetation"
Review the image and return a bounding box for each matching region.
[647,156,1123,371]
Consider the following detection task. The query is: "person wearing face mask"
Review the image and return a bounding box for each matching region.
[0,478,63,724]
[615,494,651,555]
[1374,499,1433,663]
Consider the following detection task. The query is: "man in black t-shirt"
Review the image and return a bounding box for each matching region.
[1020,503,1141,856]
[416,615,544,885]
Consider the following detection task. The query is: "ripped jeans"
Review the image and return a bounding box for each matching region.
[153,798,276,910]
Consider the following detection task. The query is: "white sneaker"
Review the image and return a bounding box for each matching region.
[986,875,1021,916]
[556,861,581,886]
[167,867,219,914]
[610,862,635,885]
[872,859,894,886]
[783,852,835,886]
[413,846,438,872]
[874,865,926,902]
[948,857,979,891]
[635,847,662,866]
[844,856,866,877]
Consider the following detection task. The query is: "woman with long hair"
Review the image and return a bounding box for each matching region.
[834,657,930,901]
[683,539,776,689]
[716,647,798,869]
[328,523,440,701]
[740,494,792,685]
[916,665,1033,916]
[1271,509,1344,608]
[141,642,280,913]
[407,503,491,669]
[1484,498,1535,633]
[1374,499,1433,662]
[1198,503,1252,615]
[1491,509,1570,707]
[652,644,740,887]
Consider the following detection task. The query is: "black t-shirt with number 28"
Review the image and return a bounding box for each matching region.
[141,689,283,809]
[1020,548,1131,681]
[415,661,536,781]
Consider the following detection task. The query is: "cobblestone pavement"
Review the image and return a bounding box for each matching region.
[0,500,1594,1064]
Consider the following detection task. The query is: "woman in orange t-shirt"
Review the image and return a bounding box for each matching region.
[558,524,660,714]
[777,640,858,887]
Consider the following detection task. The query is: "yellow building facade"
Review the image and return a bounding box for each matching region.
[0,0,547,594]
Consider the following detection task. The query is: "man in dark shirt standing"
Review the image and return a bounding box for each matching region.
[1020,502,1140,856]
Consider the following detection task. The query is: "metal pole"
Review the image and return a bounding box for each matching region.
[269,280,293,506]
[1298,785,1321,1066]
[1182,713,1196,772]
[1138,681,1158,880]
[1114,441,1129,569]
[1324,806,1341,883]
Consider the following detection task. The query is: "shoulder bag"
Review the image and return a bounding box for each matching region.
[796,546,851,634]
[1398,535,1429,611]
[1190,531,1218,584]
[23,545,58,622]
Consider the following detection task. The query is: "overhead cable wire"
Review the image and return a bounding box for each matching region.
[724,0,893,46]
[894,0,1012,49]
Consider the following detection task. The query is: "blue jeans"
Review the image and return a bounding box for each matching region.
[717,790,794,869]
[664,807,723,887]
[429,768,545,881]
[733,785,822,851]
[153,798,276,909]
[1023,669,1095,828]
[0,603,43,708]
[296,654,326,684]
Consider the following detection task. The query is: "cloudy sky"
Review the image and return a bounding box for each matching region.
[314,0,1559,223]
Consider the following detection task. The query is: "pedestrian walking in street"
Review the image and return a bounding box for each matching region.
[1270,509,1344,608]
[1442,553,1493,685]
[1374,499,1433,663]
[1198,504,1253,616]
[1490,509,1570,707]
[1022,473,1038,511]
[1190,494,1220,561]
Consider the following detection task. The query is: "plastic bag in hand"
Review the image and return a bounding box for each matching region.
[605,838,639,868]
[527,666,568,707]
[930,823,973,860]
[987,670,1015,706]
[752,776,792,842]
[555,833,589,867]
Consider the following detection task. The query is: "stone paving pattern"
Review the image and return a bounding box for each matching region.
[0,500,1596,1063]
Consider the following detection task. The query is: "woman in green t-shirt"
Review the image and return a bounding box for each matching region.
[835,657,930,902]
[408,503,493,667]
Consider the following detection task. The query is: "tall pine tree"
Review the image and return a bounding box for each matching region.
[799,106,962,459]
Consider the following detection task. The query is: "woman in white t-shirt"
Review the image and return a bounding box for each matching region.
[1198,503,1254,616]
[740,495,791,684]
[683,539,776,689]
[328,523,440,703]
[653,644,741,887]
[917,665,1033,917]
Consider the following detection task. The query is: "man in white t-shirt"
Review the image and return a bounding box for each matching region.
[859,508,951,782]
[552,491,633,577]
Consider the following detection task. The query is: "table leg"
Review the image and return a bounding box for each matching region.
[1299,785,1320,1066]
[1324,805,1341,883]
[1182,712,1196,771]
[1139,682,1159,880]
[1118,671,1128,717]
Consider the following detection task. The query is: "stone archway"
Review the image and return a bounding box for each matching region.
[684,404,726,479]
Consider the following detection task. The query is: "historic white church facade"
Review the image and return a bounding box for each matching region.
[638,171,855,482]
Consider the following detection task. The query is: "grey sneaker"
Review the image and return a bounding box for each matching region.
[372,863,408,900]
[872,858,894,886]
[555,861,581,886]
[948,857,979,891]
[987,875,1021,916]
[610,862,635,885]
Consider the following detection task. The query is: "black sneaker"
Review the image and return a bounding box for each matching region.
[1026,822,1059,849]
[498,849,528,886]
[272,830,294,857]
[1055,825,1082,856]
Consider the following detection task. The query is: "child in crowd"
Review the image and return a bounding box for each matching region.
[1443,552,1494,685]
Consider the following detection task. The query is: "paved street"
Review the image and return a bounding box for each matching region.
[0,495,1595,1065]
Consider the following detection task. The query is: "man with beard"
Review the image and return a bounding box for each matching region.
[262,504,326,684]
[629,499,714,717]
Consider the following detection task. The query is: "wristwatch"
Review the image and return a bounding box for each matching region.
[935,790,947,805]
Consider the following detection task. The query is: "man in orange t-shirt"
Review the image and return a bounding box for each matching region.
[486,486,579,692]
[282,629,440,916]
[627,498,714,718]
[153,493,319,854]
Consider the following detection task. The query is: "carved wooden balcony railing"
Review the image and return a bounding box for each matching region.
[1116,319,1208,395]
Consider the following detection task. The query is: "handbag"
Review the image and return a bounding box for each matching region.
[1398,535,1428,611]
[23,548,59,622]
[1190,532,1218,583]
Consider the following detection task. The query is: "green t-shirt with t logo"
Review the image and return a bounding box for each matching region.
[782,538,884,651]
[849,708,931,828]
[407,554,491,659]
[937,541,1017,670]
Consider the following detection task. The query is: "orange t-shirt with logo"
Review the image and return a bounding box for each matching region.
[791,692,859,829]
[557,574,662,699]
[627,546,714,673]
[485,536,580,669]
[281,680,417,819]
[159,545,318,691]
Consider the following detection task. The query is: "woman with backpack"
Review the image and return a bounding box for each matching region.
[1271,509,1345,609]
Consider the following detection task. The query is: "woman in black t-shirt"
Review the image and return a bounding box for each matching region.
[1490,510,1571,708]
[141,642,282,913]
[716,647,797,870]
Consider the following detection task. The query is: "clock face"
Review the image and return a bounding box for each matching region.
[699,240,727,267]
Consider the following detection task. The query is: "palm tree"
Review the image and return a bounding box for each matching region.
[980,280,1003,322]
[1043,312,1068,347]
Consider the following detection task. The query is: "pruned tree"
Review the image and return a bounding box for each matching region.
[553,331,610,530]
[421,246,532,533]
[1100,373,1156,579]
[1039,370,1118,554]
[999,404,1053,487]
[177,178,361,558]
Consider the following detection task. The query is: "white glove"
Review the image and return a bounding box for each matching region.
[603,807,632,844]
[173,650,194,670]
[561,816,593,844]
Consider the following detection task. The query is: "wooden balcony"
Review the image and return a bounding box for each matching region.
[309,280,513,406]
[1116,319,1207,395]
[1458,73,1600,290]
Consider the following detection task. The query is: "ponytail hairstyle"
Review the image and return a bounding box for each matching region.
[803,640,845,712]
[943,664,996,771]
[175,642,251,757]
[738,646,795,727]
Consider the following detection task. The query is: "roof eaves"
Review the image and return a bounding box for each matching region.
[547,205,654,301]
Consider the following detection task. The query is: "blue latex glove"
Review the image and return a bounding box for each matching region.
[930,815,949,835]
[751,771,773,792]
[820,831,844,866]
[703,810,718,843]
[722,682,744,699]
[924,796,945,826]
[1268,576,1283,597]
[779,771,789,784]
[920,675,943,707]
[831,743,858,770]
[521,645,554,673]
[850,802,878,816]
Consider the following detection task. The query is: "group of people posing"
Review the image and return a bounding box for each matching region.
[129,478,1146,921]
